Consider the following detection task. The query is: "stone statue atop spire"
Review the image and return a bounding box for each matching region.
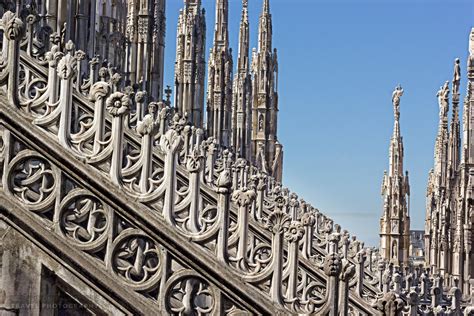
[380,85,410,266]
[437,81,450,120]
[392,84,403,120]
[453,58,461,95]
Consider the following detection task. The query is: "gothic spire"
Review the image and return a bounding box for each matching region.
[389,85,404,178]
[206,0,233,146]
[263,0,270,13]
[433,81,450,189]
[258,0,272,53]
[448,59,461,178]
[174,0,207,127]
[380,85,410,266]
[238,0,250,73]
[213,0,229,50]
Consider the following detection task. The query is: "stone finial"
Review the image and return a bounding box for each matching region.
[215,168,232,193]
[4,13,24,40]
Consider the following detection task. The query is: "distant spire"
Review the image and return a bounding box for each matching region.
[258,0,272,53]
[238,0,250,72]
[263,0,270,13]
[391,84,403,137]
[213,0,229,49]
[380,85,410,265]
[448,59,461,176]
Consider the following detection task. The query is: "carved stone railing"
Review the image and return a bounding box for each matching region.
[0,10,385,315]
[1,10,472,315]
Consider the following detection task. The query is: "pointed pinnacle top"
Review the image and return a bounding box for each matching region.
[263,0,270,14]
[242,0,249,20]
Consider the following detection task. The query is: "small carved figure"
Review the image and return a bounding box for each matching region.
[437,81,450,119]
[392,85,403,119]
[453,58,461,94]
[258,114,264,131]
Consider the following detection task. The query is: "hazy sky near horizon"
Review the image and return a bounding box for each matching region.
[163,0,474,246]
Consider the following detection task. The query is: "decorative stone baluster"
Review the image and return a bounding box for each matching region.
[110,72,122,93]
[448,280,462,314]
[255,173,266,221]
[186,147,203,233]
[204,138,217,184]
[195,128,204,150]
[321,233,342,316]
[288,193,299,220]
[232,187,256,264]
[339,258,356,316]
[392,269,402,295]
[87,56,100,88]
[158,104,169,137]
[136,108,159,194]
[420,269,429,301]
[74,50,86,93]
[215,167,232,263]
[25,14,36,56]
[231,163,238,191]
[98,66,108,82]
[265,197,291,305]
[404,266,413,292]
[182,125,192,163]
[243,165,249,188]
[355,248,367,297]
[382,263,392,293]
[105,92,131,185]
[366,247,373,272]
[89,81,110,154]
[233,159,245,190]
[57,42,77,147]
[160,118,184,225]
[378,259,386,292]
[284,220,304,301]
[301,211,315,260]
[135,91,146,121]
[406,290,420,316]
[2,12,24,106]
[341,230,350,258]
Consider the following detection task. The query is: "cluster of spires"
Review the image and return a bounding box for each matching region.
[174,0,283,182]
[380,28,474,295]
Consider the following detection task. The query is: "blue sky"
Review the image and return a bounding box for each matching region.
[163,0,474,246]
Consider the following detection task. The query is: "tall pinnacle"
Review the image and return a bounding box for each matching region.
[263,0,270,12]
[392,84,403,137]
[389,85,404,177]
[238,0,250,72]
[213,0,229,50]
[380,85,410,265]
[258,0,272,53]
[448,59,461,175]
